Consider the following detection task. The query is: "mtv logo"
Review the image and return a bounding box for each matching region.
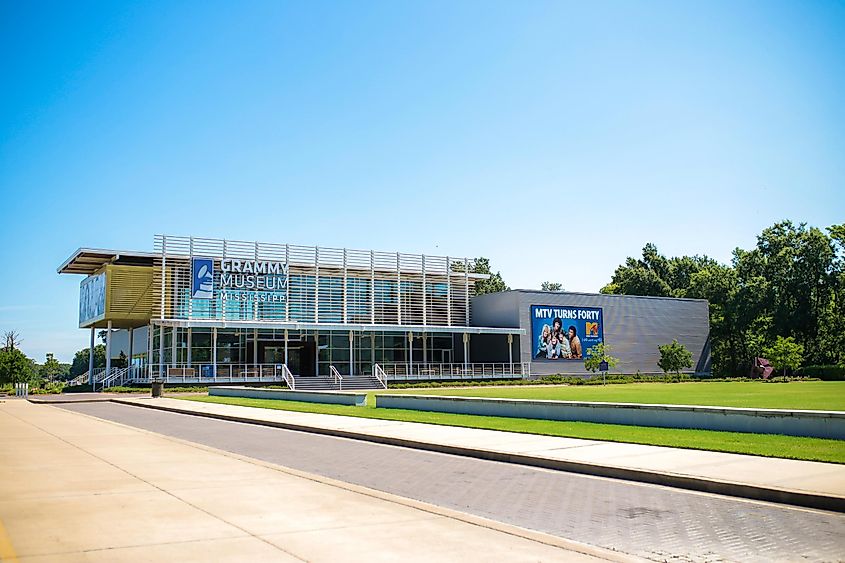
[585,322,599,337]
[192,258,214,299]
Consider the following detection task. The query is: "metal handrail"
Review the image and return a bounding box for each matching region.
[329,365,343,390]
[280,364,295,390]
[68,370,90,386]
[372,364,388,389]
[377,362,530,381]
[99,367,129,390]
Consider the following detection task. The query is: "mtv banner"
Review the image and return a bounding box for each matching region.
[531,305,603,361]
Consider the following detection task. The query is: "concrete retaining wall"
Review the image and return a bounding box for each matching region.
[210,386,366,406]
[376,394,845,439]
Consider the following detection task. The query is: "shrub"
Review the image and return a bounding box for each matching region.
[797,365,845,381]
[31,381,66,394]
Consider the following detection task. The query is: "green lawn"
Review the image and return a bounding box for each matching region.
[382,381,845,411]
[178,392,845,464]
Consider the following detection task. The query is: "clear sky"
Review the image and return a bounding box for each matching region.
[1,1,843,362]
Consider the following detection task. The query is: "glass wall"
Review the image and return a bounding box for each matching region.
[151,325,457,376]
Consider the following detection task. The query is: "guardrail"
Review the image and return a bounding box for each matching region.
[145,363,290,384]
[378,363,530,381]
[329,366,344,390]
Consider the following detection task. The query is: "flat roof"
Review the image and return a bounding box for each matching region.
[57,248,158,275]
[58,245,491,279]
[476,289,708,303]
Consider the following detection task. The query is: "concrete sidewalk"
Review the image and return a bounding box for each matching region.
[116,396,845,512]
[0,398,620,562]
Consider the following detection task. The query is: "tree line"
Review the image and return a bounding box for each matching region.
[0,331,71,386]
[600,220,845,376]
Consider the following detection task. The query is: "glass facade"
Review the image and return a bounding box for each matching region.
[151,327,457,376]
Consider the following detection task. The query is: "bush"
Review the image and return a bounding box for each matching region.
[797,365,845,381]
[386,373,699,389]
[31,381,66,394]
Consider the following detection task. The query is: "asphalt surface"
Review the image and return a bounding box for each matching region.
[58,402,845,562]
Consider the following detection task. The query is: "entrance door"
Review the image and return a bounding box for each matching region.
[263,347,284,364]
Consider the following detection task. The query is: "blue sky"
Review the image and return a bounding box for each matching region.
[1,1,843,362]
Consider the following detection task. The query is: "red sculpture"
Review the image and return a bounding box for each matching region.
[751,357,774,379]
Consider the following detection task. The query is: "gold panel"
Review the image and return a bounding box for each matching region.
[81,265,156,329]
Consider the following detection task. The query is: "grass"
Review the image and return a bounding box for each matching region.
[177,393,845,464]
[382,381,845,411]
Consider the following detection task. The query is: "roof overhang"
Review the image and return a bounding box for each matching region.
[154,319,523,335]
[57,248,158,275]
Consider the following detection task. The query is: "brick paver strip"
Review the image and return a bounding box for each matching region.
[113,396,845,512]
[60,401,845,562]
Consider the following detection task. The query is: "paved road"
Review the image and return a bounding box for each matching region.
[59,402,845,562]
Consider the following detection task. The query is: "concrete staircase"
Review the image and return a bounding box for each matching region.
[292,375,385,391]
[291,376,338,391]
[337,375,386,391]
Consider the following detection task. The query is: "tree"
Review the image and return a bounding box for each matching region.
[115,351,128,369]
[764,336,804,377]
[69,345,106,377]
[0,347,36,385]
[540,281,563,292]
[453,257,509,295]
[600,221,845,375]
[583,343,619,373]
[3,330,22,350]
[40,353,65,381]
[657,340,693,375]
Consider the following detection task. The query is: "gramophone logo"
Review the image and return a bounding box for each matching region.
[192,258,214,299]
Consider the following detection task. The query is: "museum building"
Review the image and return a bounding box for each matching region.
[58,234,710,390]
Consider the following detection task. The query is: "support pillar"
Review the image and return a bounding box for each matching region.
[88,327,95,387]
[212,328,218,378]
[147,324,153,379]
[105,320,113,380]
[171,327,177,368]
[408,331,413,374]
[463,333,469,367]
[187,328,192,368]
[349,330,354,376]
[128,327,134,378]
[284,329,289,368]
[158,325,164,380]
[422,333,427,364]
[507,333,513,370]
[253,329,258,369]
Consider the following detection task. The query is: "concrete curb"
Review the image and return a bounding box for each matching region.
[28,396,125,404]
[112,398,845,514]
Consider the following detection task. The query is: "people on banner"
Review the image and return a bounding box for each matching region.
[535,317,582,360]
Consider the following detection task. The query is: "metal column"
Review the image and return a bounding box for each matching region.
[463,333,469,367]
[158,325,164,379]
[408,331,413,374]
[284,329,289,367]
[88,327,95,387]
[128,327,134,378]
[212,328,217,377]
[187,328,192,368]
[508,333,513,369]
[349,330,354,376]
[171,327,177,368]
[105,320,113,380]
[147,324,154,379]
